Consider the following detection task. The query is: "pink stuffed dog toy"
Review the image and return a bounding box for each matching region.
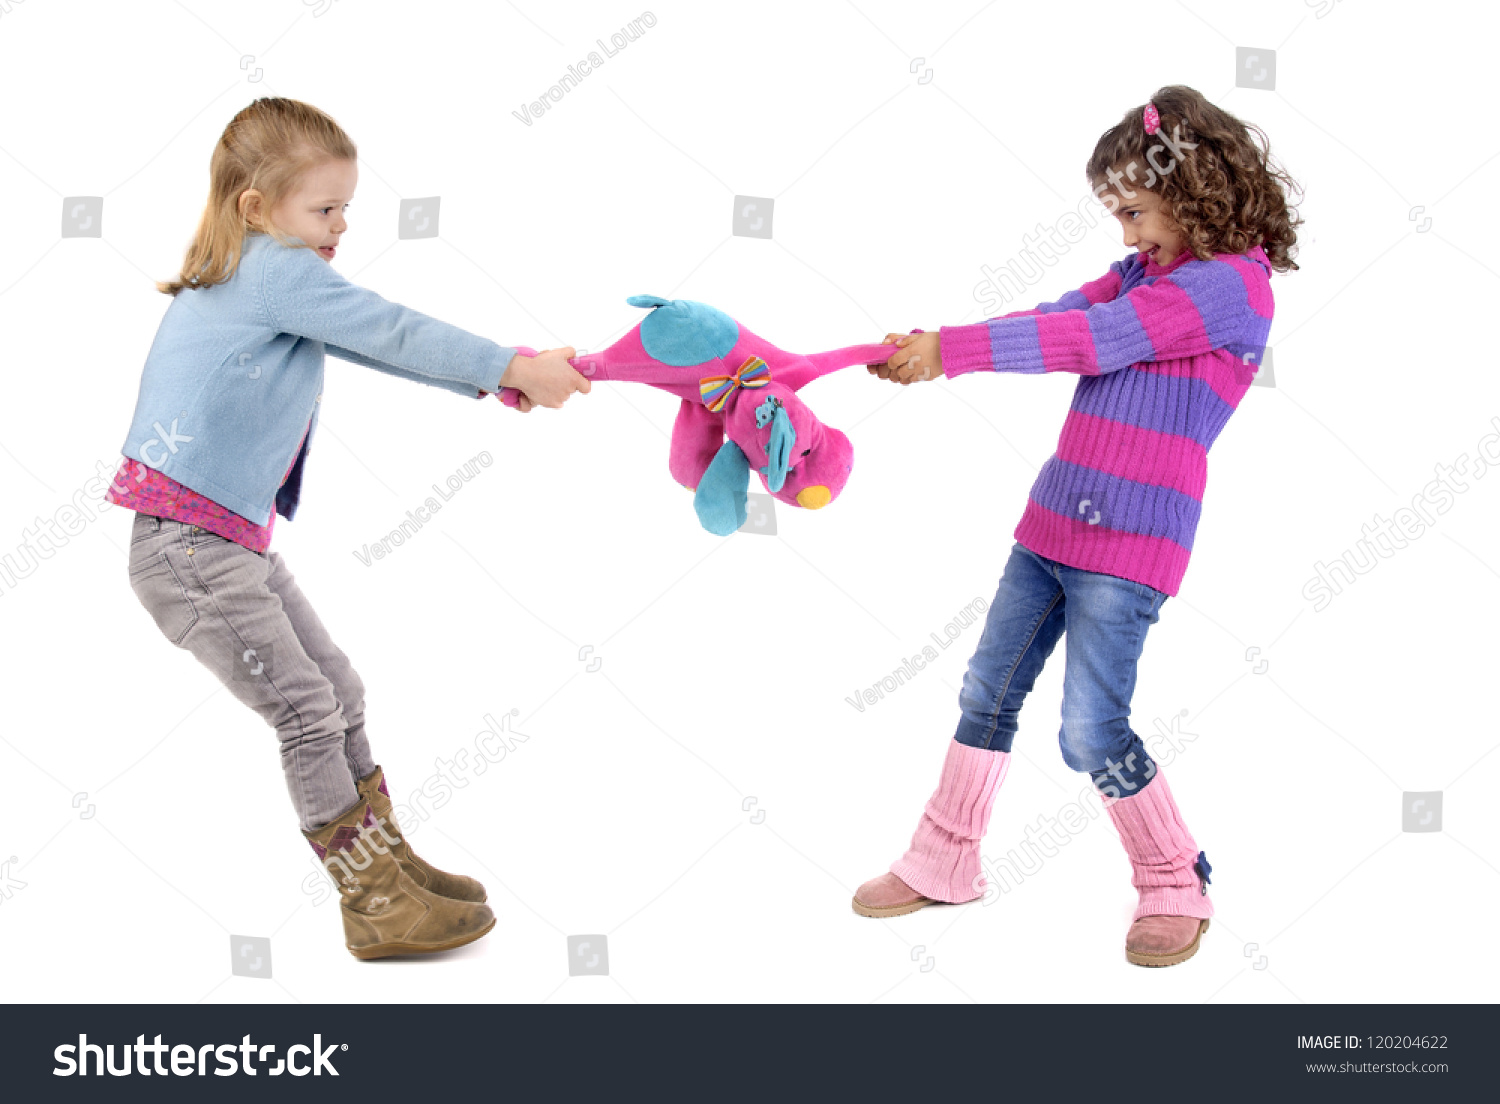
[498,294,894,535]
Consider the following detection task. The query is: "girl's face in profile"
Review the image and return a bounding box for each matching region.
[264,157,357,262]
[1102,183,1186,267]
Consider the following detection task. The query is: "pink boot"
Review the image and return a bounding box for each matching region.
[853,740,1010,917]
[1102,765,1213,966]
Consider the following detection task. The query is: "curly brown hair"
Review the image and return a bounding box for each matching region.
[1086,85,1303,272]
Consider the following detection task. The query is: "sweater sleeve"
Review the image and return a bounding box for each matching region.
[985,259,1131,321]
[943,255,1253,378]
[259,242,518,399]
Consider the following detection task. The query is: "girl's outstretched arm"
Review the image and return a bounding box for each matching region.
[983,258,1133,321]
[321,342,514,394]
[259,241,518,398]
[943,253,1265,378]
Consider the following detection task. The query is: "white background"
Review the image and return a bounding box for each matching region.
[1,0,1496,1004]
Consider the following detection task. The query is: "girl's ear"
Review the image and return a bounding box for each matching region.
[238,189,265,229]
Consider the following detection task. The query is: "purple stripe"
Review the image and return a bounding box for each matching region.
[1048,288,1091,312]
[1070,369,1235,451]
[1247,314,1272,346]
[1222,339,1266,364]
[1086,297,1156,370]
[1117,255,1150,295]
[1224,313,1273,362]
[1029,457,1201,551]
[986,317,1047,374]
[1174,261,1250,348]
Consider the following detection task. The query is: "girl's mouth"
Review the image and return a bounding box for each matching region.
[319,246,336,259]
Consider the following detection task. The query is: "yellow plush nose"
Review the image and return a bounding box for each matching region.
[796,485,832,509]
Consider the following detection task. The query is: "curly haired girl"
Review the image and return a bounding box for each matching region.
[857,85,1302,967]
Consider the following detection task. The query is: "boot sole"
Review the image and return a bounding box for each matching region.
[1126,918,1209,967]
[851,894,940,918]
[348,916,498,960]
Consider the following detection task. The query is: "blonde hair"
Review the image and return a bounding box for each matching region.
[158,97,357,296]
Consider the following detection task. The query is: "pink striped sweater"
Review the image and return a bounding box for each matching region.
[939,244,1274,596]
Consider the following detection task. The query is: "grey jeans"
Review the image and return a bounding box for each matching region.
[127,513,375,831]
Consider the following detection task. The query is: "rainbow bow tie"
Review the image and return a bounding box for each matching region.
[700,355,770,412]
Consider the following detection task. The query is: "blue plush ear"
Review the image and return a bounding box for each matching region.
[694,439,751,536]
[626,294,740,366]
[758,404,797,493]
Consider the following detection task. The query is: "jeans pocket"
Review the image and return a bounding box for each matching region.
[128,549,199,645]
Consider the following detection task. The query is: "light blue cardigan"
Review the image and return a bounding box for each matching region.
[117,231,518,526]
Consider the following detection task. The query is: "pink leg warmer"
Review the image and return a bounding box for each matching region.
[1102,766,1213,921]
[889,740,1011,904]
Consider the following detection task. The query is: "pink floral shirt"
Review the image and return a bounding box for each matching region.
[107,423,310,554]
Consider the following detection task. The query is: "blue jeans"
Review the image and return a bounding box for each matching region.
[954,541,1168,796]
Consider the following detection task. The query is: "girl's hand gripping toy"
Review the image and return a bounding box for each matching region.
[499,294,895,536]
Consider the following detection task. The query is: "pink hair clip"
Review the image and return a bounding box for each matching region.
[1143,101,1161,135]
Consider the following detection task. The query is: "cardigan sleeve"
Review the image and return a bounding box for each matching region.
[324,342,516,397]
[942,255,1256,378]
[259,242,518,398]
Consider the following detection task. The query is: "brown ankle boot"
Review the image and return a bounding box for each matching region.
[306,796,495,960]
[851,872,937,918]
[356,765,487,903]
[1126,916,1210,967]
